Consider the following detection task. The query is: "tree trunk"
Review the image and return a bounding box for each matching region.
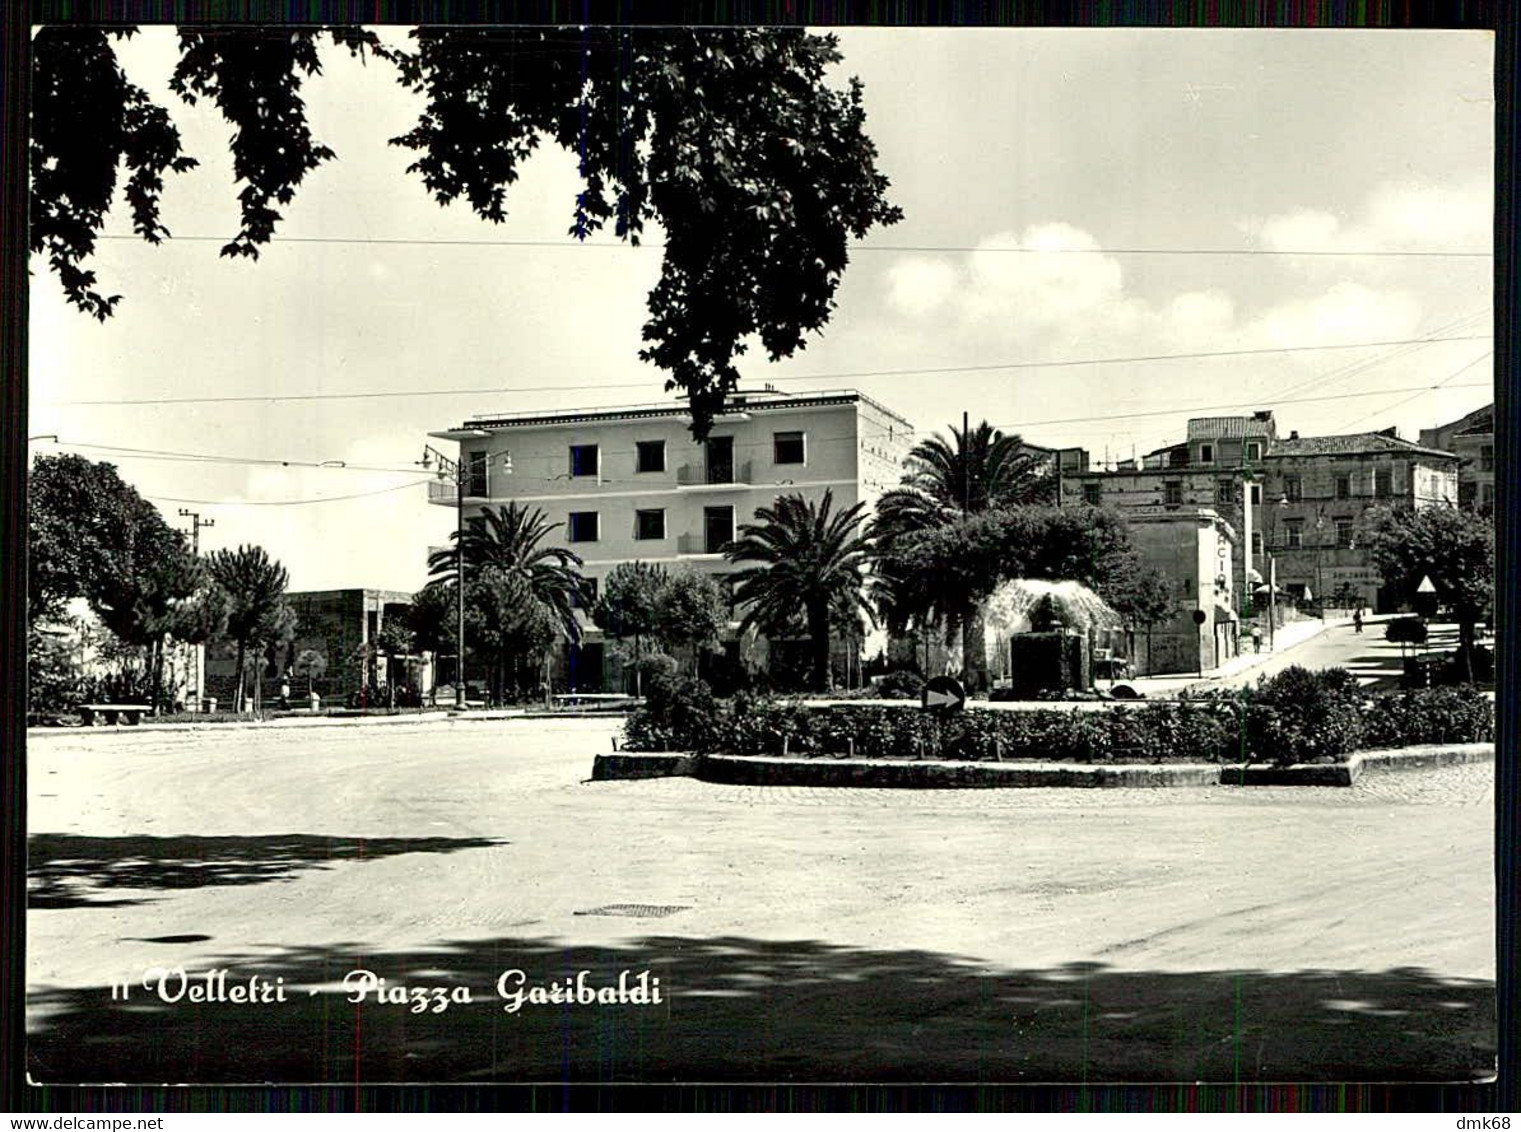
[1460,618,1476,683]
[806,601,831,693]
[148,637,164,715]
[962,607,989,694]
[234,639,247,713]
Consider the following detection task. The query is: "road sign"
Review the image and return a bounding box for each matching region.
[922,675,966,713]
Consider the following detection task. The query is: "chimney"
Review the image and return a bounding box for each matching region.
[1253,410,1274,422]
[1289,430,1299,440]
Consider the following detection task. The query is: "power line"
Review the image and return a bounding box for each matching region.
[1332,351,1494,433]
[990,380,1492,432]
[145,479,435,507]
[39,333,1495,408]
[94,232,1494,258]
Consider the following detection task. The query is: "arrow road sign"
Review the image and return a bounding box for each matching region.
[922,675,966,714]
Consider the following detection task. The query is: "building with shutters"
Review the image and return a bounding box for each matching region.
[427,388,916,691]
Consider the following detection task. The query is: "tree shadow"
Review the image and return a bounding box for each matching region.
[25,934,1495,1085]
[27,834,504,910]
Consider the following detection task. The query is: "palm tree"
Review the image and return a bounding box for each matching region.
[725,489,873,693]
[870,420,1053,691]
[206,544,291,712]
[427,503,587,700]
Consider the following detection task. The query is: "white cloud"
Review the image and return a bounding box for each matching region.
[1243,178,1491,255]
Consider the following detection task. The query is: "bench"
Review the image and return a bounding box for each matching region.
[79,703,150,726]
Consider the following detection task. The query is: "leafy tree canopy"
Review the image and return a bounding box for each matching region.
[1361,505,1494,623]
[31,25,902,439]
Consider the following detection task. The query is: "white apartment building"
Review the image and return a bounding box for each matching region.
[428,388,915,690]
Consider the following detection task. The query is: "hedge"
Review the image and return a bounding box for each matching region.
[622,668,1493,767]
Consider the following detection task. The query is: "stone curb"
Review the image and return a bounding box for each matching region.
[593,751,1223,789]
[1220,742,1494,787]
[592,742,1493,789]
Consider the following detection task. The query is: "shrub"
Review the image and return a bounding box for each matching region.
[1385,616,1429,646]
[875,669,924,700]
[1245,666,1364,764]
[1361,685,1494,748]
[623,675,721,752]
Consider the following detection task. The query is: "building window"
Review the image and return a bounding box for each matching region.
[569,444,599,478]
[1245,442,1262,462]
[1285,520,1303,549]
[1481,445,1494,472]
[1335,474,1351,500]
[1283,475,1302,503]
[634,509,666,541]
[636,440,665,474]
[1248,484,1262,505]
[568,511,599,542]
[1374,468,1392,499]
[1082,482,1102,506]
[1199,443,1214,465]
[1163,481,1183,506]
[706,436,735,484]
[773,431,806,465]
[704,506,735,554]
[1251,531,1263,555]
[466,450,489,498]
[1335,518,1354,548]
[1216,479,1235,506]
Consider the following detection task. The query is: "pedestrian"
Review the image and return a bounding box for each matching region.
[1353,607,1363,634]
[1250,625,1263,653]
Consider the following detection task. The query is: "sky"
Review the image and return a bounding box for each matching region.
[28,26,1495,594]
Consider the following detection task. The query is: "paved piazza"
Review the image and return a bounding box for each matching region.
[27,719,1495,1084]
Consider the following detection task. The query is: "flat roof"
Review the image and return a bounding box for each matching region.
[445,388,914,433]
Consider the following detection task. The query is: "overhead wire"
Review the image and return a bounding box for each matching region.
[37,333,1495,407]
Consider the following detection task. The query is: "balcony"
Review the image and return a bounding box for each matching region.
[676,460,752,488]
[677,533,729,556]
[426,479,491,507]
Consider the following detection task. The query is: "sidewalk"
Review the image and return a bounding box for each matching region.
[1118,614,1343,698]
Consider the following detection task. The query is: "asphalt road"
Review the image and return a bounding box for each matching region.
[27,719,1495,1084]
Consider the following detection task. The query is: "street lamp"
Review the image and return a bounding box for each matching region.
[420,430,504,710]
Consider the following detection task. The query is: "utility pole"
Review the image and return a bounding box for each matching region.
[421,434,503,710]
[178,508,215,555]
[962,410,970,513]
[178,509,216,712]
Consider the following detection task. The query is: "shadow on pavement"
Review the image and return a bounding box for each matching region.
[25,934,1495,1084]
[27,834,503,910]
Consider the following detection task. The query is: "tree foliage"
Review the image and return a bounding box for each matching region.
[1362,505,1494,679]
[869,421,1058,689]
[656,570,730,675]
[31,26,902,438]
[428,502,586,644]
[725,489,872,692]
[206,543,292,711]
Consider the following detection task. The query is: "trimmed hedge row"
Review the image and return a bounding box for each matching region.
[623,667,1493,767]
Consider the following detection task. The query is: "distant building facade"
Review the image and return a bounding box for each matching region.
[1125,509,1239,675]
[204,588,417,708]
[429,389,916,691]
[1062,411,1460,615]
[1420,403,1494,515]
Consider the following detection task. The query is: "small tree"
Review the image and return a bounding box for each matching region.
[657,570,729,678]
[1099,552,1172,672]
[373,621,416,708]
[206,544,291,711]
[592,562,671,696]
[1362,506,1493,682]
[292,648,327,696]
